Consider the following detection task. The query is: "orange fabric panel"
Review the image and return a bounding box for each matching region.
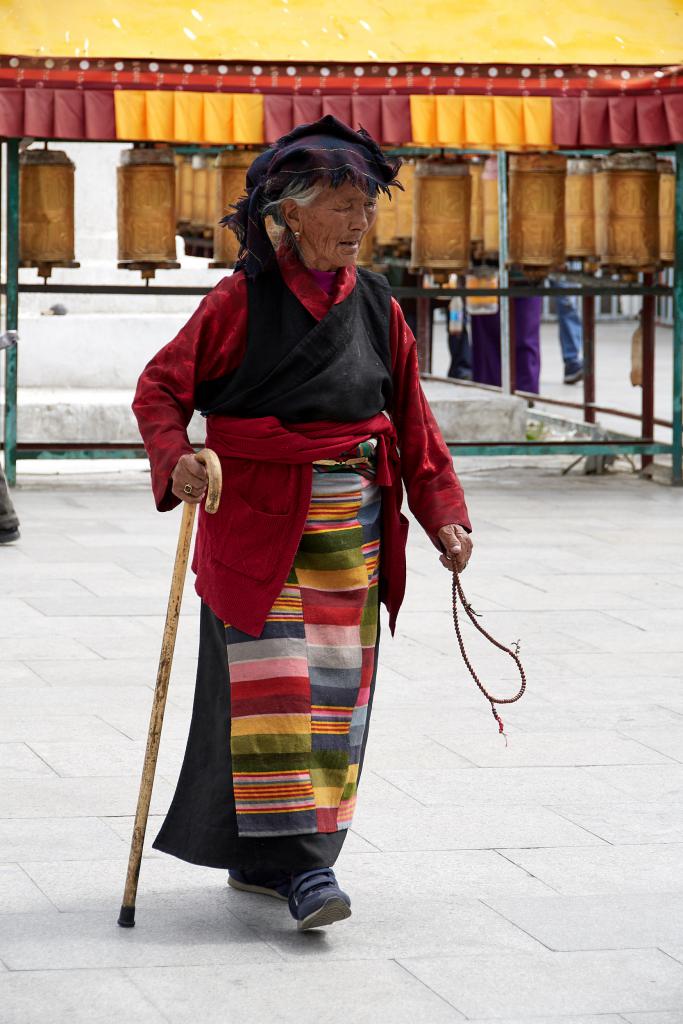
[409,95,437,145]
[463,96,495,147]
[523,97,553,147]
[113,90,147,141]
[435,96,464,146]
[173,91,204,142]
[145,91,174,141]
[493,96,525,146]
[233,94,265,144]
[204,93,234,143]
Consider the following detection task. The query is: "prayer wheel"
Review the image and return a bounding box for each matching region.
[658,158,675,267]
[117,148,179,279]
[190,155,219,233]
[19,148,79,280]
[482,157,499,256]
[374,190,397,247]
[175,155,194,227]
[357,223,376,268]
[394,160,416,240]
[469,160,485,258]
[508,153,566,277]
[594,153,659,274]
[411,160,471,275]
[565,158,597,261]
[374,162,415,249]
[212,151,253,268]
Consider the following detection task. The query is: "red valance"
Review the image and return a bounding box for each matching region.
[552,95,683,147]
[263,94,411,145]
[0,88,116,140]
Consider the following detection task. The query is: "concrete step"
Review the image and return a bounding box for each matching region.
[15,312,200,389]
[5,389,206,446]
[421,379,527,442]
[5,382,526,447]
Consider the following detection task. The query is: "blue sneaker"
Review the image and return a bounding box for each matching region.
[228,868,290,900]
[288,868,351,930]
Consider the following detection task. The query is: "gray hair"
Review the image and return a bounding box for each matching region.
[261,180,322,228]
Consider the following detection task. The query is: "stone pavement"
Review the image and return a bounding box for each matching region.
[1,458,683,1024]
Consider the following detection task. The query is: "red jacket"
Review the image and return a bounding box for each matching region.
[132,248,471,635]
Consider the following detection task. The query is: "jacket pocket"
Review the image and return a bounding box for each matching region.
[208,489,291,582]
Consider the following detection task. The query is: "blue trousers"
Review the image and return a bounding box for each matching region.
[556,290,583,375]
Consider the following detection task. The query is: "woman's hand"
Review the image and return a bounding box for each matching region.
[437,524,473,573]
[171,453,209,504]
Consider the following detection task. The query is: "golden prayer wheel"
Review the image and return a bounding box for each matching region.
[212,150,253,268]
[117,148,179,279]
[175,156,194,227]
[508,153,566,277]
[482,157,499,257]
[19,148,79,281]
[357,223,376,268]
[374,190,397,247]
[565,158,597,261]
[469,160,485,254]
[594,152,659,275]
[394,160,416,240]
[411,160,471,275]
[658,158,675,267]
[190,155,219,233]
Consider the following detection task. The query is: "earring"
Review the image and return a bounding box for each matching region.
[293,231,301,239]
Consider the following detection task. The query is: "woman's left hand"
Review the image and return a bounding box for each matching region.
[437,524,473,573]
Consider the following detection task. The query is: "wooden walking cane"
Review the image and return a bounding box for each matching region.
[117,448,222,928]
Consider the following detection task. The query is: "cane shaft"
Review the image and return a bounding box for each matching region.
[118,500,196,924]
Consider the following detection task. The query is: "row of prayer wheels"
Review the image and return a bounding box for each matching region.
[17,145,677,281]
[405,152,674,279]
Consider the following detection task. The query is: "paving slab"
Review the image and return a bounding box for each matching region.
[351,800,608,852]
[0,817,128,863]
[0,743,57,779]
[127,960,468,1024]
[0,969,167,1024]
[481,892,683,950]
[376,765,634,807]
[0,901,283,970]
[399,949,683,1018]
[0,776,175,819]
[545,800,683,844]
[0,864,57,914]
[435,728,672,767]
[224,888,541,961]
[496,844,683,895]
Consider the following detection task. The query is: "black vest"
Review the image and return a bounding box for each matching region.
[196,265,393,422]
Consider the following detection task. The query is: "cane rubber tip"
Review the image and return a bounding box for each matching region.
[117,905,136,928]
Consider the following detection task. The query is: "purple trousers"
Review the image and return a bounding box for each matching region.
[471,296,541,394]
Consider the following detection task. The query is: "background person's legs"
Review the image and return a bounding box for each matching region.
[556,292,584,383]
[0,465,19,542]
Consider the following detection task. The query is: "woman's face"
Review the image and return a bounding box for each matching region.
[281,181,377,271]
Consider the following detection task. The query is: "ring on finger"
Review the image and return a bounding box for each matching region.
[183,483,193,495]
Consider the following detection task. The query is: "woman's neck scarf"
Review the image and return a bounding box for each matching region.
[223,114,402,279]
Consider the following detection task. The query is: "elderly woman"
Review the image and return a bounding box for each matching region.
[133,116,472,931]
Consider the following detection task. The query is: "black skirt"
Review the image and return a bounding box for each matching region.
[153,601,380,873]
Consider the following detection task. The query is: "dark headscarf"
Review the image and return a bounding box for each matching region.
[223,114,402,278]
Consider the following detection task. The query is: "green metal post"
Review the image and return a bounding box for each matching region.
[497,151,511,393]
[673,145,683,486]
[3,140,19,486]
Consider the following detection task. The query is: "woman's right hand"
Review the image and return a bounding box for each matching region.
[171,453,209,504]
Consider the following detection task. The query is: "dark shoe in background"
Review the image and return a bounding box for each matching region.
[564,367,584,385]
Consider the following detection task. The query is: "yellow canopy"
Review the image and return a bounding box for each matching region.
[4,0,683,65]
